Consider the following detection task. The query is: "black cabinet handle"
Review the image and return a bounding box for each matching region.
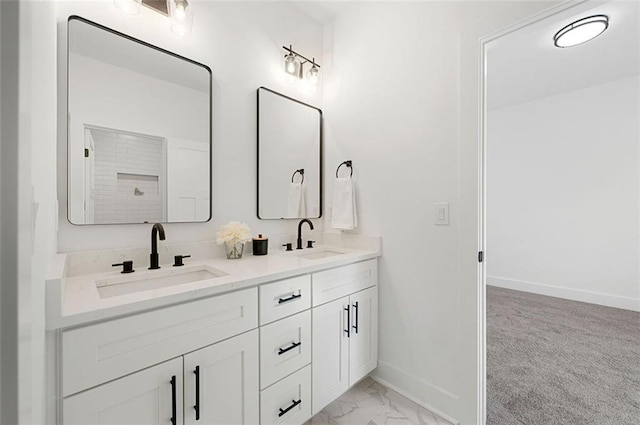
[344,305,350,337]
[278,399,302,417]
[278,341,302,355]
[278,293,301,304]
[352,301,359,334]
[170,375,177,425]
[194,366,200,420]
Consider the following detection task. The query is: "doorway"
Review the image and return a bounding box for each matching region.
[480,1,640,424]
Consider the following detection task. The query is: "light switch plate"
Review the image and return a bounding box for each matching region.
[434,202,449,225]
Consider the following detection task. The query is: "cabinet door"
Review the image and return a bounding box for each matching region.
[312,296,350,415]
[349,286,378,385]
[183,329,259,425]
[63,357,183,425]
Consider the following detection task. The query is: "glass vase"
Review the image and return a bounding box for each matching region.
[225,241,244,259]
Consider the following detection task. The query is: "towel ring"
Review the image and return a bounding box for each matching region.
[336,160,353,178]
[291,169,304,184]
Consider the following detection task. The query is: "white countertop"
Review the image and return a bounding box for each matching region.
[46,236,381,330]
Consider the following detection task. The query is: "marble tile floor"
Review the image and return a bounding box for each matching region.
[306,377,453,425]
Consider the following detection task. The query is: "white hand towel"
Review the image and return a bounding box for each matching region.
[331,177,357,230]
[286,182,306,218]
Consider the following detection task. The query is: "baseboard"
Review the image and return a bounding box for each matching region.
[487,276,640,312]
[371,360,460,425]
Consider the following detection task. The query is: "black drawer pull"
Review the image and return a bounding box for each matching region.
[194,366,200,420]
[170,375,177,425]
[278,341,302,355]
[278,399,302,417]
[278,293,302,304]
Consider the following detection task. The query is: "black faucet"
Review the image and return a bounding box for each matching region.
[296,219,314,250]
[149,223,166,270]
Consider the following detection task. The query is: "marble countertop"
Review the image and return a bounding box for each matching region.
[46,235,381,330]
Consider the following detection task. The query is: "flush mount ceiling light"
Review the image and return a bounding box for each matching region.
[283,45,321,86]
[554,15,609,48]
[115,0,194,38]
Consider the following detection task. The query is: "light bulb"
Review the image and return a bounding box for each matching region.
[175,3,186,20]
[170,0,194,37]
[284,53,300,76]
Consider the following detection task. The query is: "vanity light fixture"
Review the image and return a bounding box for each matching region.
[554,15,609,48]
[283,45,321,85]
[114,0,194,38]
[113,0,142,15]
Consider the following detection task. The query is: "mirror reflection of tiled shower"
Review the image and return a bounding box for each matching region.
[85,127,165,224]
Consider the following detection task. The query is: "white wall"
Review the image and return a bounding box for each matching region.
[321,2,556,423]
[10,0,59,423]
[487,76,640,311]
[56,1,324,252]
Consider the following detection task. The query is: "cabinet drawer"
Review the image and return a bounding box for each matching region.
[62,288,258,396]
[312,259,377,306]
[260,275,311,325]
[260,310,311,389]
[260,365,311,425]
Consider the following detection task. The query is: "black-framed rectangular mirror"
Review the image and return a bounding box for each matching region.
[257,87,322,219]
[67,16,212,225]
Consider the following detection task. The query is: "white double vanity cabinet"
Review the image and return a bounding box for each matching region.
[55,14,376,425]
[48,245,379,425]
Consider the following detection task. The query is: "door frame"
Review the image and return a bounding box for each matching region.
[83,128,95,224]
[476,1,593,423]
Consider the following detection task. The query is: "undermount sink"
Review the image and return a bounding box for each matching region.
[96,265,227,298]
[296,249,346,260]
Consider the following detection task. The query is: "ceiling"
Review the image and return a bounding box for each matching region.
[289,1,348,25]
[71,1,638,107]
[293,1,639,110]
[487,0,640,110]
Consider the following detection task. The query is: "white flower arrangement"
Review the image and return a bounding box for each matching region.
[216,221,252,246]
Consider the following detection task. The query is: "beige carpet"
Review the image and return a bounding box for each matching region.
[487,286,640,425]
